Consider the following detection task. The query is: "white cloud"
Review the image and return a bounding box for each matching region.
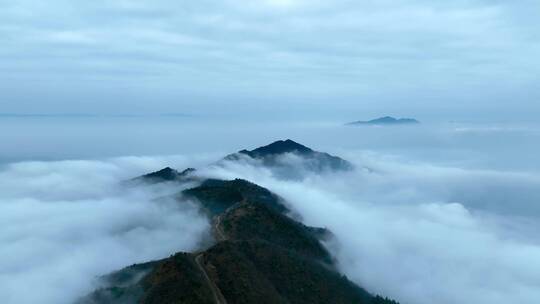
[261,0,302,9]
[46,31,98,45]
[204,150,540,304]
[1,0,539,117]
[0,158,211,304]
[0,119,539,304]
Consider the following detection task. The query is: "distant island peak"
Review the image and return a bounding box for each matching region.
[346,116,420,126]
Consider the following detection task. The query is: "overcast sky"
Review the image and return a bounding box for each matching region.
[1,0,539,120]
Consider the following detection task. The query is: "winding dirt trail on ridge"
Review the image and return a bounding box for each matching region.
[195,253,228,304]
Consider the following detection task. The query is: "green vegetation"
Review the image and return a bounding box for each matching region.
[81,146,400,304]
[181,178,289,215]
[220,201,332,263]
[140,253,215,304]
[224,139,354,172]
[80,176,401,304]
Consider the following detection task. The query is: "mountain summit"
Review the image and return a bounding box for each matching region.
[129,140,354,186]
[225,139,353,173]
[239,139,313,157]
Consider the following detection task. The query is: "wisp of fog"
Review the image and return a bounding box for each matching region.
[204,151,540,304]
[1,120,539,304]
[0,156,212,304]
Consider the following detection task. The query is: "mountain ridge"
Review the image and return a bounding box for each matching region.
[81,140,400,304]
[80,176,399,304]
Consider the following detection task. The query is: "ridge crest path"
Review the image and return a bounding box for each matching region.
[195,253,228,304]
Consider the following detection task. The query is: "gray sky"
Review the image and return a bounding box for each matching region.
[1,0,539,120]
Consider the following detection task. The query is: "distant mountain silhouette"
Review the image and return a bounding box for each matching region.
[347,116,419,126]
[239,139,314,157]
[224,139,354,172]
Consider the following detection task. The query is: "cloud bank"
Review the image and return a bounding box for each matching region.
[203,151,540,304]
[1,121,539,304]
[1,0,539,119]
[0,158,211,304]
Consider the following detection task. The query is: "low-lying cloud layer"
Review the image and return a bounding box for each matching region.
[204,152,540,304]
[1,122,539,304]
[0,157,211,304]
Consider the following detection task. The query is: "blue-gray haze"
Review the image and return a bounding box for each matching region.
[1,1,540,304]
[1,0,539,120]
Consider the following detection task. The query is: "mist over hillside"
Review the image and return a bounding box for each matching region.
[1,117,539,171]
[1,120,539,304]
[3,0,540,303]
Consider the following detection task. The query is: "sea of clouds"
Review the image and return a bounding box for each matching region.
[1,119,539,304]
[206,151,540,304]
[0,156,213,304]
